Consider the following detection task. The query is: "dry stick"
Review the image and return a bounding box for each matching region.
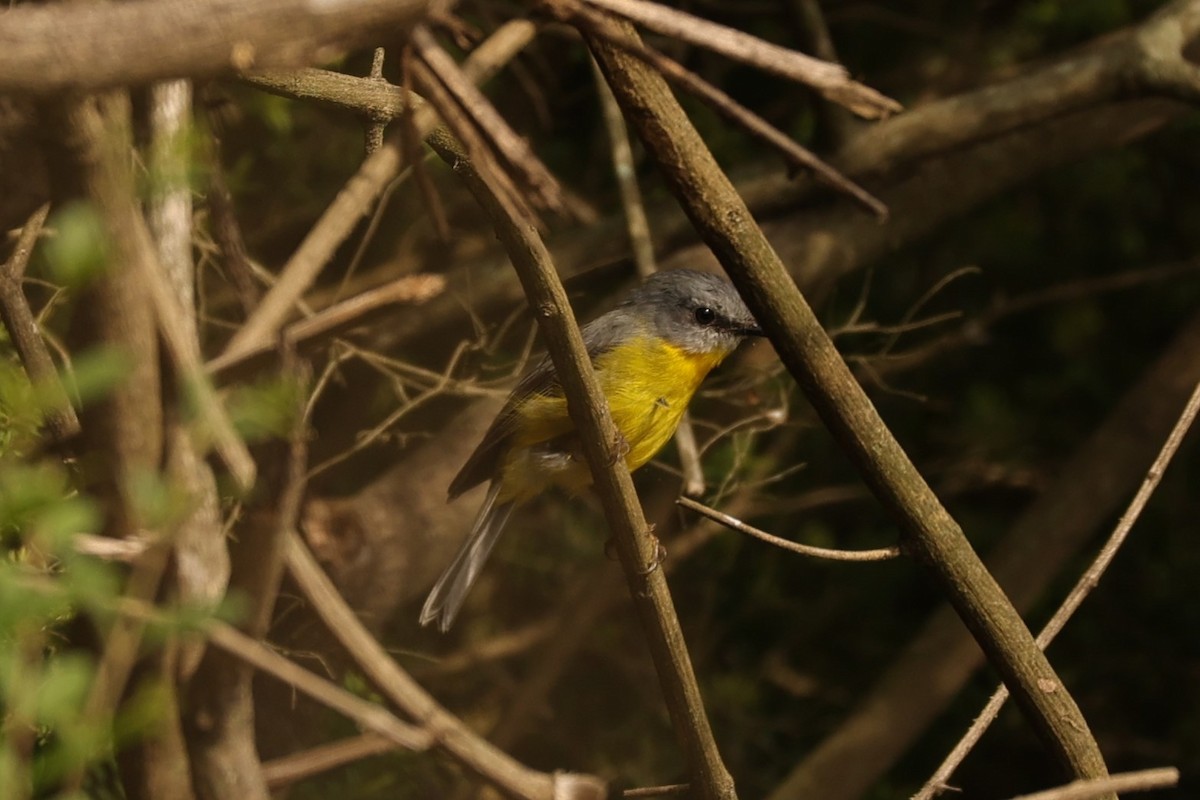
[53,93,186,798]
[221,18,538,364]
[0,0,430,94]
[481,435,795,755]
[783,0,856,148]
[411,25,566,212]
[206,273,445,379]
[409,56,539,228]
[624,784,690,798]
[426,132,736,800]
[677,496,901,562]
[205,624,431,752]
[261,734,396,790]
[576,0,901,118]
[399,46,453,244]
[569,5,886,218]
[135,211,257,491]
[204,140,262,316]
[0,203,81,442]
[592,55,707,496]
[775,312,1200,800]
[283,531,607,800]
[64,90,255,490]
[365,47,389,154]
[1003,768,1179,800]
[80,580,434,758]
[588,19,1112,793]
[186,358,307,800]
[915,380,1200,800]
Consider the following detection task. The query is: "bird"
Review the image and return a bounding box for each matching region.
[420,269,764,631]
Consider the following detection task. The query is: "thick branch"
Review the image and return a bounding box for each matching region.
[589,18,1112,791]
[0,0,429,94]
[771,310,1200,800]
[430,130,737,799]
[220,19,536,365]
[283,532,607,800]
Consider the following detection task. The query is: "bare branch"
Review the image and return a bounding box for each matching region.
[283,532,606,799]
[677,497,901,562]
[589,18,1112,792]
[574,0,901,118]
[206,625,431,752]
[0,0,429,94]
[573,5,886,217]
[206,273,445,379]
[915,379,1200,799]
[1003,768,1180,800]
[771,310,1200,800]
[426,128,737,800]
[411,25,566,212]
[0,203,80,442]
[220,19,536,365]
[261,734,396,790]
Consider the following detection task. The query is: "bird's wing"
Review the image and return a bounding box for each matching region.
[446,312,637,499]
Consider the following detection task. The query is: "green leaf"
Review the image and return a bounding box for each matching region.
[42,203,111,288]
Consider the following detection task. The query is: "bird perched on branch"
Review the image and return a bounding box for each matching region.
[420,269,764,631]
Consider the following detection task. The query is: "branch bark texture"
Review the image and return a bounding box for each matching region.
[588,18,1112,791]
[428,130,738,800]
[0,0,429,94]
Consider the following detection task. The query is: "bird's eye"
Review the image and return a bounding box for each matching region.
[693,306,716,326]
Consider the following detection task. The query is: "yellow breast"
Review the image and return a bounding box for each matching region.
[594,336,727,470]
[499,335,732,502]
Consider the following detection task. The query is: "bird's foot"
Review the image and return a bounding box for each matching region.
[609,430,631,464]
[635,533,666,578]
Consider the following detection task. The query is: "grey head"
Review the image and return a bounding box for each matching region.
[618,269,764,354]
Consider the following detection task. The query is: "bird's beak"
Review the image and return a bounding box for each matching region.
[737,323,765,337]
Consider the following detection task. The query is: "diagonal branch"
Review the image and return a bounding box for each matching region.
[677,497,901,562]
[220,19,537,365]
[0,0,429,94]
[283,531,607,800]
[0,203,80,443]
[411,25,566,212]
[571,0,901,118]
[915,379,1200,799]
[425,130,738,800]
[568,3,886,217]
[588,17,1113,795]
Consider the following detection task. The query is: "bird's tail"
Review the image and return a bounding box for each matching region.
[420,482,515,632]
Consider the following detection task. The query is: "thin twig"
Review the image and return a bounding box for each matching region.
[1003,768,1179,800]
[575,0,901,118]
[784,0,855,147]
[206,624,431,751]
[0,203,80,442]
[678,496,901,561]
[591,54,707,495]
[914,380,1200,800]
[589,18,1112,791]
[283,532,603,799]
[624,784,691,798]
[573,4,886,216]
[221,19,536,364]
[426,130,737,800]
[399,45,452,244]
[261,734,396,790]
[411,25,566,212]
[365,47,388,154]
[204,131,261,316]
[409,58,538,228]
[206,273,445,379]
